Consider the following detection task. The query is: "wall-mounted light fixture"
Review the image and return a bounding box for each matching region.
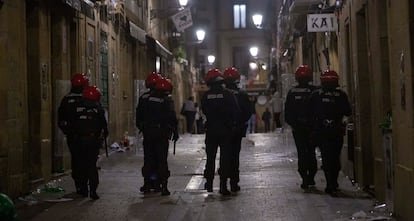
[335,0,343,8]
[207,55,216,65]
[196,29,206,42]
[179,0,188,7]
[249,62,258,70]
[249,46,259,57]
[252,14,263,29]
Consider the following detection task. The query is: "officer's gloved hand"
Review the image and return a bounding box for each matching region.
[103,129,109,138]
[173,133,179,142]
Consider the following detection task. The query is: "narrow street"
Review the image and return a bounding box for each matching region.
[17,130,391,221]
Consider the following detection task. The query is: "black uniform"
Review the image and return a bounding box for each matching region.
[201,83,239,194]
[225,83,252,191]
[285,84,319,189]
[138,90,178,195]
[310,87,351,193]
[71,98,108,197]
[58,90,84,193]
[136,91,160,191]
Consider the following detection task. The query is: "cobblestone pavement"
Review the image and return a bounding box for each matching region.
[16,130,394,221]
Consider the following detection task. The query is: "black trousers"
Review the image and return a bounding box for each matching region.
[67,135,83,190]
[142,127,170,183]
[185,111,196,133]
[292,129,317,184]
[204,126,232,181]
[229,128,243,184]
[318,131,343,191]
[74,136,101,192]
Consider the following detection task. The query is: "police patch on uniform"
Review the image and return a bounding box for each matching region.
[291,88,311,93]
[149,97,163,103]
[207,94,224,99]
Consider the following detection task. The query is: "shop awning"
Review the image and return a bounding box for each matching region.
[129,21,147,44]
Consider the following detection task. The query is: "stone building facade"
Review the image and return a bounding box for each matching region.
[278,0,414,220]
[0,0,193,198]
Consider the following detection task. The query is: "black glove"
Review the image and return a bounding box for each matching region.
[103,129,109,138]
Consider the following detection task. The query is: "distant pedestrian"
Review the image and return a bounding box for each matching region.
[310,69,351,196]
[285,64,318,191]
[194,103,205,134]
[246,96,257,134]
[72,86,108,200]
[262,107,271,132]
[269,91,283,129]
[183,96,196,133]
[201,68,239,195]
[58,73,90,197]
[223,67,253,192]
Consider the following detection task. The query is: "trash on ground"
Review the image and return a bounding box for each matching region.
[18,179,69,205]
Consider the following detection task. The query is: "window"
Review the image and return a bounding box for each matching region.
[233,4,246,29]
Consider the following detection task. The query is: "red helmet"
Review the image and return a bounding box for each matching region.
[83,86,102,101]
[145,72,161,88]
[223,67,240,82]
[295,65,312,82]
[320,70,339,86]
[205,68,224,84]
[155,77,173,93]
[71,73,89,88]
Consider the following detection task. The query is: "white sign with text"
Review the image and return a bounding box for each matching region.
[307,13,338,32]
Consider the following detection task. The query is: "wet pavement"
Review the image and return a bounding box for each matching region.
[16,130,394,221]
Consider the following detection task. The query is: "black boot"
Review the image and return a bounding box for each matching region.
[161,182,170,196]
[230,180,240,192]
[89,182,100,200]
[152,180,161,193]
[219,179,230,196]
[140,179,151,193]
[90,191,100,200]
[299,171,309,190]
[204,179,213,192]
[78,188,89,197]
[75,180,88,197]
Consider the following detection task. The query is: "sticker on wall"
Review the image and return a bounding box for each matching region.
[399,51,406,110]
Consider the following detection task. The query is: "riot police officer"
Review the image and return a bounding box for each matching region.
[139,77,178,196]
[223,67,253,192]
[136,72,162,193]
[201,69,239,195]
[284,65,318,190]
[72,85,108,200]
[310,70,351,196]
[57,73,89,196]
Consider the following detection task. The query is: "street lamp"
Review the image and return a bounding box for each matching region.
[249,46,259,57]
[179,0,188,7]
[252,14,263,29]
[207,55,216,64]
[249,62,258,70]
[196,29,206,42]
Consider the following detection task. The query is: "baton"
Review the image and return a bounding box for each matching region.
[173,140,176,155]
[104,137,109,157]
